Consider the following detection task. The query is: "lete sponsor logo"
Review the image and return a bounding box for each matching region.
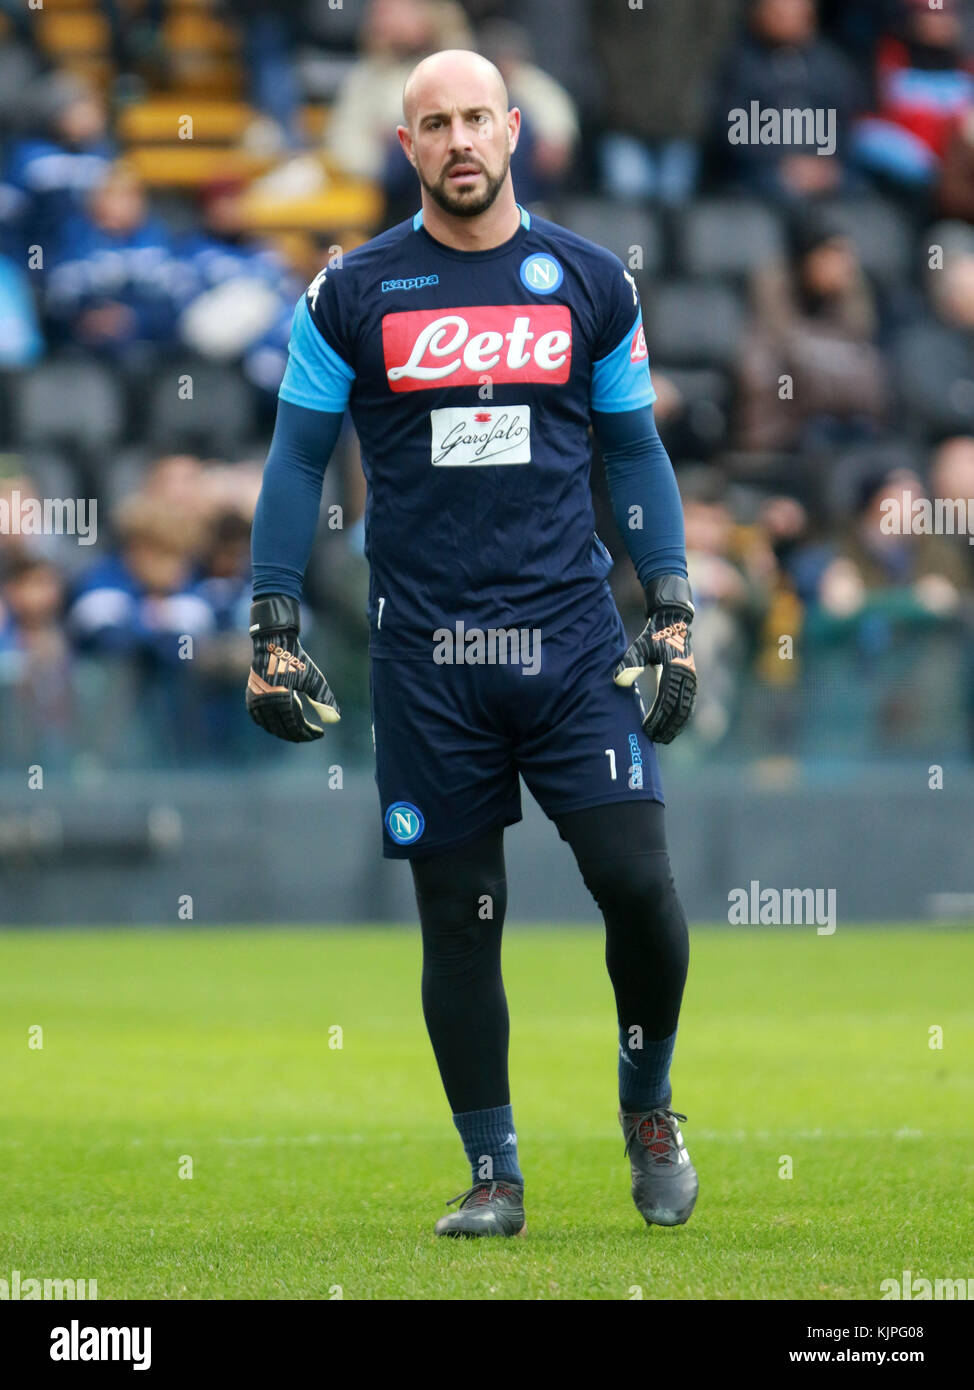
[630,323,647,362]
[382,305,572,391]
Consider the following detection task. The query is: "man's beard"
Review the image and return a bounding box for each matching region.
[420,149,510,219]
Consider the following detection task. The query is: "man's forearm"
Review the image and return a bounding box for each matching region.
[251,399,344,600]
[592,404,688,585]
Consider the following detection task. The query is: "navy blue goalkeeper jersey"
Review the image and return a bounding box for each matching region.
[278,203,656,655]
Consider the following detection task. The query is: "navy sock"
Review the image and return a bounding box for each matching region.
[452,1103,523,1185]
[618,1025,677,1113]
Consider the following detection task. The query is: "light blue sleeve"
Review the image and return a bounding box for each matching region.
[278,296,355,413]
[590,311,657,414]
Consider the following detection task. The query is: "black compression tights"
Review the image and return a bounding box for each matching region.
[409,801,690,1115]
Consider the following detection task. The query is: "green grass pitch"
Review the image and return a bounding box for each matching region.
[1,925,972,1300]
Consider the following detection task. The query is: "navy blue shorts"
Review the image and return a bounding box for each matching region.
[370,592,664,859]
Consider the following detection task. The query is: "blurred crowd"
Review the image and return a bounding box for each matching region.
[1,0,974,769]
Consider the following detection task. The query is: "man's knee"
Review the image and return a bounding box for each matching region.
[411,828,507,978]
[576,847,676,920]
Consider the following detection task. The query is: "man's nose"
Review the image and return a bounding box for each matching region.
[447,115,473,149]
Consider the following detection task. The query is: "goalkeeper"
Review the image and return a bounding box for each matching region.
[247,48,698,1238]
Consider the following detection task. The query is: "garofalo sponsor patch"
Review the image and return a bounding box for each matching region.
[430,405,531,466]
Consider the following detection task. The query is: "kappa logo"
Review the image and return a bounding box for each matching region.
[382,305,572,392]
[384,801,425,845]
[306,268,328,311]
[381,274,439,293]
[630,323,648,362]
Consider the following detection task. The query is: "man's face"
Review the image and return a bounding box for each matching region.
[402,88,516,218]
[752,0,816,46]
[91,177,145,234]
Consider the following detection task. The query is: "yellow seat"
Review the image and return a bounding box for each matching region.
[167,60,245,99]
[125,145,276,187]
[118,100,256,144]
[38,11,110,56]
[241,181,384,235]
[164,12,238,55]
[300,105,332,143]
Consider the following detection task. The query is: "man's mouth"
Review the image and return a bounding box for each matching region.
[447,164,482,183]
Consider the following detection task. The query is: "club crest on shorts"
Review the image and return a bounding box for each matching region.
[384,801,425,844]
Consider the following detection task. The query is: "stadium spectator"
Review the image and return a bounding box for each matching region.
[594,0,739,204]
[44,164,186,360]
[818,466,970,618]
[929,435,974,586]
[475,19,579,203]
[939,107,974,223]
[324,0,473,184]
[891,231,974,440]
[0,76,115,265]
[461,0,600,129]
[222,0,306,149]
[851,0,974,195]
[735,207,888,451]
[710,0,865,200]
[67,493,215,665]
[190,500,259,758]
[0,9,47,143]
[816,0,901,63]
[175,180,302,399]
[0,554,74,762]
[682,491,764,744]
[101,0,167,88]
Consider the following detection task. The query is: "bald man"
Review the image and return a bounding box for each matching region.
[248,49,699,1237]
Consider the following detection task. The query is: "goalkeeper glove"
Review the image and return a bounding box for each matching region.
[613,574,697,745]
[246,594,340,742]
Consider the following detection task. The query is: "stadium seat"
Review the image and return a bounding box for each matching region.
[300,105,332,144]
[36,10,110,59]
[822,440,926,521]
[20,447,83,503]
[816,198,915,286]
[98,446,156,513]
[146,190,204,236]
[126,146,276,188]
[164,11,238,57]
[645,280,746,370]
[143,359,256,456]
[677,199,786,279]
[554,198,663,278]
[0,368,18,444]
[891,322,974,441]
[653,367,733,454]
[13,359,124,453]
[117,101,257,145]
[242,181,383,235]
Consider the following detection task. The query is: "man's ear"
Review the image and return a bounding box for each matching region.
[396,124,416,167]
[507,107,521,157]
